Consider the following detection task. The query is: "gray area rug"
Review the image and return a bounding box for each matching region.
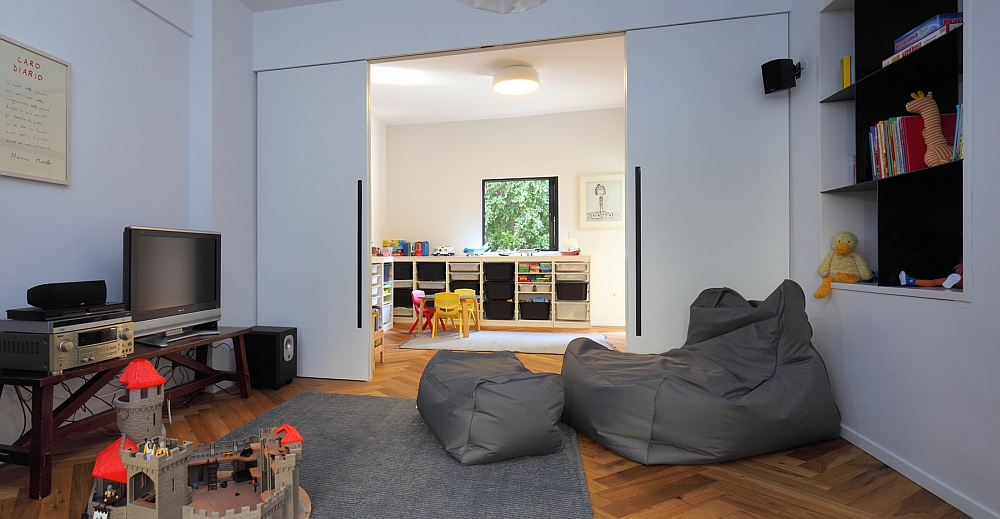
[400,330,611,354]
[222,391,592,519]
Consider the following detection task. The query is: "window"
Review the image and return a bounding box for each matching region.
[483,177,558,250]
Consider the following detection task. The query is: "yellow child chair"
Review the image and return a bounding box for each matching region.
[453,288,480,335]
[431,292,463,339]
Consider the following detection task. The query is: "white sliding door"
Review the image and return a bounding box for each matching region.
[626,15,790,353]
[257,61,371,381]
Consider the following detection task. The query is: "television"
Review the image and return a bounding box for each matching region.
[123,226,222,346]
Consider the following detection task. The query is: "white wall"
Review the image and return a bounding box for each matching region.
[0,0,191,442]
[788,2,1000,518]
[385,109,626,325]
[205,0,258,371]
[252,0,791,71]
[371,115,388,246]
[0,0,256,442]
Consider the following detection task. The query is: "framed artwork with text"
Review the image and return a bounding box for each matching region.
[1,33,69,185]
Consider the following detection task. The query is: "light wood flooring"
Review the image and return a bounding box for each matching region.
[0,325,969,519]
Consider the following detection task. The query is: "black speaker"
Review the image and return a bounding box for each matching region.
[245,326,297,390]
[761,58,800,94]
[27,280,107,310]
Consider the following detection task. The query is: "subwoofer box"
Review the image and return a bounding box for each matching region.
[245,326,297,390]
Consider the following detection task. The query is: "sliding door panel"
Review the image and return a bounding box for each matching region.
[257,61,371,380]
[626,15,790,353]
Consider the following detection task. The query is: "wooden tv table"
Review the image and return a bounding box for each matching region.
[0,326,252,499]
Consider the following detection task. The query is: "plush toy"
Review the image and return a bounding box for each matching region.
[905,91,953,168]
[900,261,963,289]
[814,231,873,299]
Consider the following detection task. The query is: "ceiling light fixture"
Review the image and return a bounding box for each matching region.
[492,65,540,95]
[455,0,548,14]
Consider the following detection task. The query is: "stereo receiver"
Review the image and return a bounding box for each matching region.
[0,315,134,375]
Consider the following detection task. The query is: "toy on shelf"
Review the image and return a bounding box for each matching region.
[900,261,963,289]
[905,91,954,168]
[814,231,873,299]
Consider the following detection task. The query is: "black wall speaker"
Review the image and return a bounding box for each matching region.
[245,326,297,390]
[761,58,801,94]
[27,280,107,310]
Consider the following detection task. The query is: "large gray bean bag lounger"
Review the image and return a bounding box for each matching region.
[562,279,840,465]
[417,350,566,465]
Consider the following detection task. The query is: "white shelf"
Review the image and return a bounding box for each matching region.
[831,282,968,302]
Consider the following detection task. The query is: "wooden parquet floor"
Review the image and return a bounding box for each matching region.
[0,325,969,519]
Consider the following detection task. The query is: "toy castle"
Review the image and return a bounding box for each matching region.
[86,424,308,519]
[114,359,167,443]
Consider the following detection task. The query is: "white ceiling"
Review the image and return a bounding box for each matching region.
[239,0,338,12]
[370,36,626,126]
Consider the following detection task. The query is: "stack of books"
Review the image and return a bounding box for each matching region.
[868,112,957,180]
[883,12,962,68]
[840,54,855,89]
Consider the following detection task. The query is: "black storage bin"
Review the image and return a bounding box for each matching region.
[417,262,446,281]
[484,262,515,281]
[484,281,514,300]
[393,288,413,308]
[519,301,551,320]
[394,261,413,280]
[449,280,480,294]
[555,282,589,301]
[484,301,515,320]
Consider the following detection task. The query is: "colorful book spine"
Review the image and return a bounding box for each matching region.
[952,104,964,161]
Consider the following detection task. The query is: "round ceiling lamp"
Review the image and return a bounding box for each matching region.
[455,0,548,15]
[492,65,540,95]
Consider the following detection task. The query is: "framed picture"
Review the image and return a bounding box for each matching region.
[580,173,624,229]
[1,33,70,185]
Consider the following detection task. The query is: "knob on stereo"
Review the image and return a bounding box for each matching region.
[119,328,132,341]
[58,340,75,352]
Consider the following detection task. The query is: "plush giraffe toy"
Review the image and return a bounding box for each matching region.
[905,91,954,168]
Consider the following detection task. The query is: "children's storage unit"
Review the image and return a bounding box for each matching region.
[371,256,393,332]
[390,255,591,329]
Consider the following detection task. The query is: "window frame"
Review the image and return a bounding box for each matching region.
[481,176,559,251]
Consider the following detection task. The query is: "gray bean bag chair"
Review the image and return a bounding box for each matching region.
[561,279,841,465]
[417,350,565,465]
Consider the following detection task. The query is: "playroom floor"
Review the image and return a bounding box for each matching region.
[0,324,969,519]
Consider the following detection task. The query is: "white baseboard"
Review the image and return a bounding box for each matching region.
[840,425,998,519]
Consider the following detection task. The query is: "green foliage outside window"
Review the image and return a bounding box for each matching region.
[483,178,556,250]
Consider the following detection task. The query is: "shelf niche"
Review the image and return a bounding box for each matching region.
[819,0,964,292]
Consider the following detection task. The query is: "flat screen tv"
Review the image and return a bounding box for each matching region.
[123,226,221,346]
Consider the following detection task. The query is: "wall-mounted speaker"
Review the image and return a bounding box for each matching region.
[245,326,297,390]
[761,58,803,94]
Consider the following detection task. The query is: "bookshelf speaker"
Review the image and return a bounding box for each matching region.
[761,58,799,94]
[245,326,297,390]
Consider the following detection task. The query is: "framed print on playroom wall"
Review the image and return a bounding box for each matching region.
[1,32,70,185]
[580,173,624,229]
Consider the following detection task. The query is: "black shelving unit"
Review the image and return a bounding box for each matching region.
[821,0,963,288]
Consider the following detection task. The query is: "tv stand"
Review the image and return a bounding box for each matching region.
[136,322,221,347]
[0,326,252,499]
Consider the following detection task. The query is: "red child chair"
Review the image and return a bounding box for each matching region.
[408,289,446,334]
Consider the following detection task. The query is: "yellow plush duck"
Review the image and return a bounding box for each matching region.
[814,231,873,299]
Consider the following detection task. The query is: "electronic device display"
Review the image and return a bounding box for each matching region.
[123,226,221,346]
[0,315,134,374]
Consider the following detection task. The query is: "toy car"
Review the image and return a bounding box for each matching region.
[433,246,455,256]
